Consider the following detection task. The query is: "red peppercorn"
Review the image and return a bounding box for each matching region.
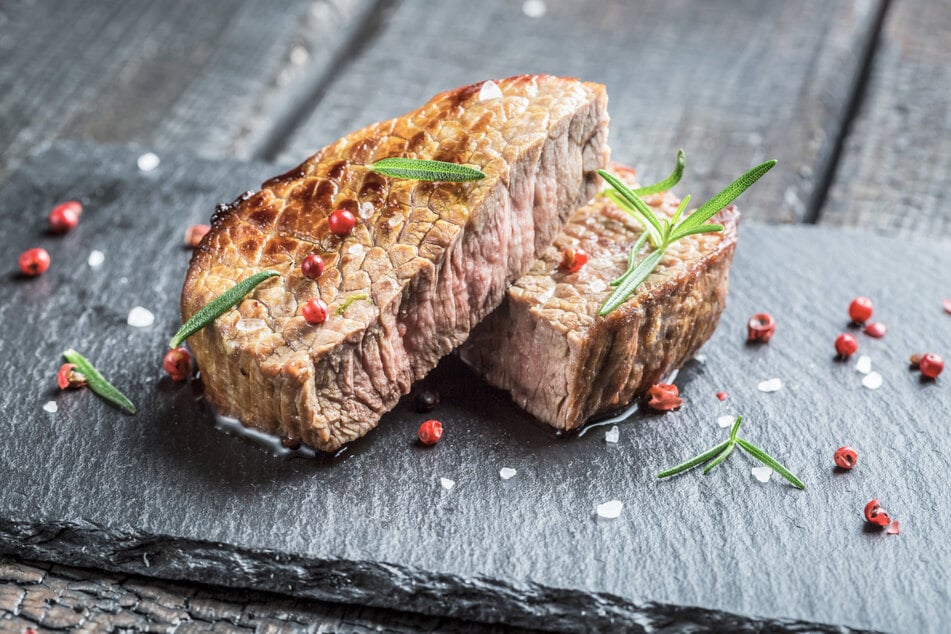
[301,254,326,279]
[919,353,944,379]
[328,209,356,236]
[747,313,776,343]
[163,347,192,381]
[944,299,951,315]
[833,446,858,470]
[18,247,50,276]
[834,333,859,357]
[863,322,887,338]
[848,296,873,323]
[56,363,87,390]
[715,391,728,401]
[864,499,891,527]
[49,200,82,233]
[418,419,443,445]
[302,298,329,325]
[886,520,901,535]
[184,224,211,247]
[559,248,589,273]
[646,383,683,411]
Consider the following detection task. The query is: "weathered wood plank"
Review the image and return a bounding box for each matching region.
[279,0,883,225]
[0,0,376,179]
[820,0,951,240]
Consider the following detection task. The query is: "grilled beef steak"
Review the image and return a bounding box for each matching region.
[181,75,610,451]
[460,164,738,430]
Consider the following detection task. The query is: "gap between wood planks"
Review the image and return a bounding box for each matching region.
[251,0,398,163]
[804,0,892,225]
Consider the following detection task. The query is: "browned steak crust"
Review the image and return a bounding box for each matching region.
[181,75,610,451]
[460,164,738,430]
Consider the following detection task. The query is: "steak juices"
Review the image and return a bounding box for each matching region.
[181,75,739,447]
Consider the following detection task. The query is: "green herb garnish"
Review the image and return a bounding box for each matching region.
[336,293,368,316]
[597,158,775,316]
[657,416,805,489]
[170,270,279,348]
[62,349,136,414]
[369,158,486,182]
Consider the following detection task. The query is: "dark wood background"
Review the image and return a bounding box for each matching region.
[1,0,947,631]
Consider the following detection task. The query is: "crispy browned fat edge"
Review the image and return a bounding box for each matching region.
[180,75,611,450]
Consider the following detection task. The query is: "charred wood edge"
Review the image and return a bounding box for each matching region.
[804,0,892,224]
[251,0,399,162]
[0,519,876,633]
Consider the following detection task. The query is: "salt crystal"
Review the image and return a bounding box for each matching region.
[693,354,707,363]
[359,201,375,218]
[499,467,517,480]
[604,425,619,444]
[522,0,546,18]
[479,80,503,101]
[596,500,623,519]
[757,378,783,393]
[236,318,267,332]
[862,371,883,390]
[347,244,364,256]
[855,355,872,375]
[42,401,58,413]
[289,45,309,65]
[717,415,734,428]
[751,466,772,483]
[88,250,105,268]
[589,279,607,292]
[440,477,455,490]
[127,306,155,328]
[137,152,160,172]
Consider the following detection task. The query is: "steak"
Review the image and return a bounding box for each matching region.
[181,75,610,451]
[460,164,738,430]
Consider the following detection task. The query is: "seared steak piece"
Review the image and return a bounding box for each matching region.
[182,75,610,451]
[460,164,738,430]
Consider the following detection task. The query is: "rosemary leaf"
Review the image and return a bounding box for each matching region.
[170,270,279,348]
[336,293,368,316]
[736,437,806,490]
[633,149,685,197]
[597,169,666,240]
[598,248,664,316]
[702,441,735,475]
[610,232,650,287]
[673,224,724,238]
[729,415,743,441]
[657,439,731,479]
[62,349,136,414]
[672,160,776,239]
[605,189,663,246]
[369,158,486,182]
[670,194,691,226]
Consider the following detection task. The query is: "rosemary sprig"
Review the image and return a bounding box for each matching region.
[62,349,136,414]
[170,270,279,348]
[336,293,368,316]
[657,416,805,489]
[597,158,776,316]
[368,158,486,182]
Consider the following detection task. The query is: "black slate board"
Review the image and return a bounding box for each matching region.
[1,143,949,633]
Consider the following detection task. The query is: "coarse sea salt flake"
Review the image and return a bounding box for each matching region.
[236,318,267,332]
[717,415,734,428]
[347,243,364,256]
[751,466,772,483]
[127,306,155,328]
[43,401,58,413]
[88,250,105,268]
[757,378,783,393]
[522,0,546,18]
[359,201,374,218]
[862,371,883,390]
[596,500,623,519]
[604,425,619,444]
[440,477,455,490]
[499,467,517,480]
[137,152,160,172]
[589,279,607,292]
[479,80,503,101]
[855,355,872,375]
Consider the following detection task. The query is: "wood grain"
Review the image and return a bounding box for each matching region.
[819,0,951,240]
[0,0,376,179]
[279,0,883,225]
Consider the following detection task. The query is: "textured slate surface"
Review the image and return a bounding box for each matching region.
[2,143,949,633]
[280,0,884,226]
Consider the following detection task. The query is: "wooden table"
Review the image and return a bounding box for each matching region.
[1,0,948,631]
